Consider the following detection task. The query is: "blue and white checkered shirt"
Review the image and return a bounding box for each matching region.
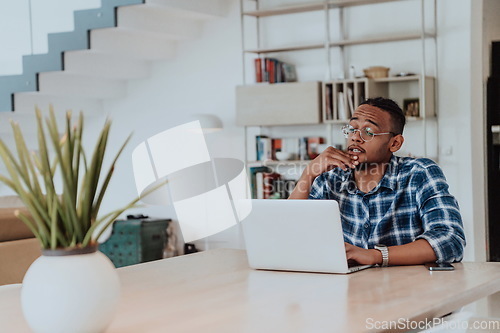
[308,155,465,262]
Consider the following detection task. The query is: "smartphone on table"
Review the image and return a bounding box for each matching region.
[424,262,454,271]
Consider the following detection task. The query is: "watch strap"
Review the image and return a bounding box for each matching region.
[375,244,389,267]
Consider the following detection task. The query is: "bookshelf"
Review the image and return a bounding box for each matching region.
[237,0,438,198]
[323,75,435,123]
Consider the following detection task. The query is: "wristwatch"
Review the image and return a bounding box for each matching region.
[374,244,389,267]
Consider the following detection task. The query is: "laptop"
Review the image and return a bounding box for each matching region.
[241,199,372,274]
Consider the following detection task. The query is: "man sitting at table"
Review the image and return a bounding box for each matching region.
[289,97,465,266]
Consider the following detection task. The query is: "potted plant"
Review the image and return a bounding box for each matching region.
[0,107,150,333]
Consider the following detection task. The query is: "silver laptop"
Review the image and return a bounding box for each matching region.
[241,199,372,274]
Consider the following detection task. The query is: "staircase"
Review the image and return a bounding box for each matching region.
[0,0,227,117]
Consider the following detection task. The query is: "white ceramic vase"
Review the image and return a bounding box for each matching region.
[21,245,120,333]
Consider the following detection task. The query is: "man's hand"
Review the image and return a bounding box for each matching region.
[305,146,359,179]
[289,147,359,199]
[344,242,382,266]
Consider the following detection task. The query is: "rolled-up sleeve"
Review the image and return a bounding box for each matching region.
[414,162,466,262]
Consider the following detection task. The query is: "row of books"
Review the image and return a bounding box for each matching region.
[249,167,297,199]
[254,58,297,84]
[256,135,325,161]
[325,85,363,121]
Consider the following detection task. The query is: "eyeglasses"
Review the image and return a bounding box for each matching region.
[341,125,395,142]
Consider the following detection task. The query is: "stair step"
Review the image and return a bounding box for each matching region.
[13,92,103,115]
[22,53,62,78]
[38,72,127,99]
[0,75,37,112]
[64,50,151,79]
[72,6,119,32]
[90,28,177,60]
[117,4,202,40]
[146,0,228,19]
[47,30,89,56]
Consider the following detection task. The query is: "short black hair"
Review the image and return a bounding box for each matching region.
[359,97,405,135]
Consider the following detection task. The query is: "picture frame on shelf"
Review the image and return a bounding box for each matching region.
[403,98,420,118]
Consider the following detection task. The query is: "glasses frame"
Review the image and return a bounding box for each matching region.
[341,125,395,142]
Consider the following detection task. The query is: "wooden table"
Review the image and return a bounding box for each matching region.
[2,249,500,332]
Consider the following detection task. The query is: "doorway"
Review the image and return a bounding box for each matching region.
[487,41,500,261]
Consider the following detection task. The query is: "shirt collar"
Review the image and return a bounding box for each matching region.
[339,155,399,194]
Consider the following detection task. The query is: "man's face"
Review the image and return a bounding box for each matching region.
[346,104,397,165]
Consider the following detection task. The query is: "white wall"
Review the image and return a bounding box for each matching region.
[470,0,486,262]
[0,0,100,75]
[436,0,477,261]
[100,1,245,251]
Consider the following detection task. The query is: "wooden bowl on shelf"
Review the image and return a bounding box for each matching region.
[363,66,390,79]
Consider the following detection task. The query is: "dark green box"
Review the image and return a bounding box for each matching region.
[99,218,170,268]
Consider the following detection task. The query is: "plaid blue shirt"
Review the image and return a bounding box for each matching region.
[309,155,465,263]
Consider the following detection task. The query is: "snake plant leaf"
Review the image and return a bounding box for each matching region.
[0,107,154,250]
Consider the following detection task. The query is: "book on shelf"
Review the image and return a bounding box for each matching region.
[254,57,297,84]
[255,172,265,199]
[253,171,282,199]
[263,172,281,199]
[254,58,263,83]
[256,135,272,161]
[325,84,333,120]
[298,137,308,161]
[248,163,300,199]
[255,136,326,162]
[263,58,268,82]
[261,173,297,199]
[282,63,297,82]
[346,87,355,117]
[337,91,348,121]
[249,166,271,199]
[276,61,282,83]
[266,58,275,84]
